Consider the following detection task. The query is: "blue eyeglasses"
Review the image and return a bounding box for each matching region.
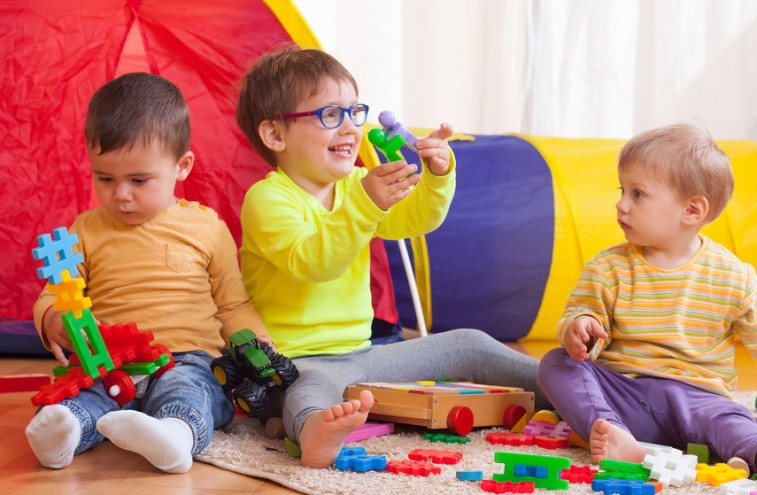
[276,103,369,129]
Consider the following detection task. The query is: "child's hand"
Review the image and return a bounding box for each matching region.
[42,307,72,366]
[256,332,276,351]
[415,123,454,176]
[362,161,421,210]
[564,315,608,362]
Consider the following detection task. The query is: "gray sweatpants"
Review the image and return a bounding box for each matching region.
[537,348,757,471]
[283,328,549,442]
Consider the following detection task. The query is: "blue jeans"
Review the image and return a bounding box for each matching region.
[48,351,234,457]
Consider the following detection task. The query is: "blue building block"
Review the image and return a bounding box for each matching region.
[456,470,484,481]
[32,227,83,285]
[592,478,656,495]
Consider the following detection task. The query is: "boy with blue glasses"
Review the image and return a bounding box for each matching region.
[235,46,549,468]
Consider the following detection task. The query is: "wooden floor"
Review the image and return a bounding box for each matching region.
[1,341,754,494]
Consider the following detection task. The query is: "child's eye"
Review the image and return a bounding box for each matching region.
[131,178,148,185]
[96,176,113,183]
[633,190,643,199]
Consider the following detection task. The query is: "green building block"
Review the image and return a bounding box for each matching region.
[493,451,571,490]
[62,308,114,379]
[687,443,710,464]
[597,458,651,481]
[285,437,302,458]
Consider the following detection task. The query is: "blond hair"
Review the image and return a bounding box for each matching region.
[618,123,733,222]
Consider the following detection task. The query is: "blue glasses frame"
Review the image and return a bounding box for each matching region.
[276,103,369,129]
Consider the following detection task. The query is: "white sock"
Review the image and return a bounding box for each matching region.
[96,410,194,474]
[25,404,81,469]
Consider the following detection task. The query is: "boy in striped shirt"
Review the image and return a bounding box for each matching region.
[537,123,757,473]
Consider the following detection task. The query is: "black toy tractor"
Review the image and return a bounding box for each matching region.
[211,329,298,422]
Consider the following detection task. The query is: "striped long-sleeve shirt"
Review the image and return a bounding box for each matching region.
[557,235,757,397]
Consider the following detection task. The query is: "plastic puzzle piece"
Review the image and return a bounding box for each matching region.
[456,470,483,481]
[378,110,418,150]
[31,366,98,406]
[49,270,91,318]
[696,463,749,486]
[32,227,84,285]
[284,437,301,458]
[486,432,534,446]
[642,449,698,487]
[493,451,570,490]
[533,435,570,449]
[61,309,115,379]
[344,422,395,443]
[523,420,557,436]
[597,458,651,481]
[687,443,710,464]
[334,447,387,472]
[560,464,598,483]
[408,448,463,465]
[424,431,471,444]
[0,374,52,393]
[386,459,441,476]
[514,463,548,478]
[480,479,535,493]
[719,477,757,495]
[591,478,656,495]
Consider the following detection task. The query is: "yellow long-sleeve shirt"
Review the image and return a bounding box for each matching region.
[33,200,267,356]
[558,236,757,396]
[240,161,456,358]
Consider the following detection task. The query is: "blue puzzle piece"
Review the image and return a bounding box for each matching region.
[514,463,548,478]
[592,478,655,495]
[32,227,83,285]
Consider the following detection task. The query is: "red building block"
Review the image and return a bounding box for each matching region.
[386,459,442,476]
[0,374,51,393]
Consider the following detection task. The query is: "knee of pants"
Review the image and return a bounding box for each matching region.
[438,328,497,350]
[536,348,571,386]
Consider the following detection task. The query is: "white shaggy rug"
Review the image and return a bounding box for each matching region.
[196,391,757,495]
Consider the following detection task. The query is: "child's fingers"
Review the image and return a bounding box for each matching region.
[373,160,408,177]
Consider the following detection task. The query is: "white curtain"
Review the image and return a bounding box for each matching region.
[293,0,757,140]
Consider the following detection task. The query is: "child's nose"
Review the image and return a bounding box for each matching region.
[114,182,131,200]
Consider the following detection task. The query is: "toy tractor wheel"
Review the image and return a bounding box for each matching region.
[102,370,136,406]
[269,354,299,389]
[152,343,175,378]
[233,380,270,418]
[447,406,474,436]
[211,354,242,391]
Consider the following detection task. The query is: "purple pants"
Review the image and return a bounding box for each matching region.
[537,348,757,470]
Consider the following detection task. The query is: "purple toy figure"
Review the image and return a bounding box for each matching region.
[378,111,418,151]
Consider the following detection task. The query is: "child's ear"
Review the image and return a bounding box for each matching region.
[176,151,194,182]
[682,195,709,225]
[258,119,286,152]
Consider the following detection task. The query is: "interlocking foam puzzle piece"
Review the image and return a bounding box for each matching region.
[486,432,534,446]
[493,451,570,490]
[696,463,749,486]
[591,478,656,495]
[49,270,91,318]
[386,459,441,476]
[30,366,98,406]
[719,477,757,495]
[32,227,83,285]
[408,448,463,465]
[642,449,698,487]
[560,464,598,483]
[480,479,535,493]
[534,436,570,449]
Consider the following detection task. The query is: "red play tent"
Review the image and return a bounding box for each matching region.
[0,0,398,337]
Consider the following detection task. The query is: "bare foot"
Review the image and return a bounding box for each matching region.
[299,390,374,468]
[589,418,646,464]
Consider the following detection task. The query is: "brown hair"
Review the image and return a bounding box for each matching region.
[85,72,190,160]
[236,46,358,166]
[618,123,733,222]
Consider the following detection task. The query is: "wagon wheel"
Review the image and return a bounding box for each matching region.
[102,370,136,406]
[502,404,527,430]
[447,406,474,436]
